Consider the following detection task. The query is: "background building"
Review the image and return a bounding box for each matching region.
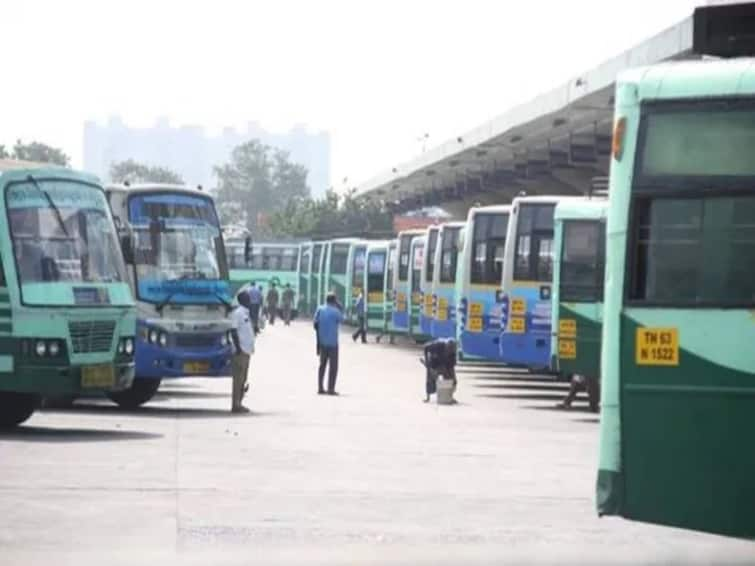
[83,117,331,196]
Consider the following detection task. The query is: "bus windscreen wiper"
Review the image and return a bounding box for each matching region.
[155,292,176,314]
[27,175,69,238]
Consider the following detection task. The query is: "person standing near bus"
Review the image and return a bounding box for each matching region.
[247,282,263,334]
[351,291,367,343]
[230,290,255,413]
[266,283,280,325]
[313,292,343,395]
[281,283,295,326]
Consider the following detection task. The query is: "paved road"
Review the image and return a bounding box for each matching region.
[1,321,752,565]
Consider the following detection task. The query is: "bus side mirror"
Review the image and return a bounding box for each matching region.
[120,234,134,265]
[244,236,252,266]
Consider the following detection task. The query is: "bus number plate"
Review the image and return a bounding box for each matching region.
[184,361,210,374]
[558,339,576,359]
[635,327,679,366]
[467,316,483,333]
[511,298,526,316]
[559,319,577,338]
[81,364,115,389]
[508,317,525,334]
[368,292,383,304]
[437,298,448,321]
[469,302,483,317]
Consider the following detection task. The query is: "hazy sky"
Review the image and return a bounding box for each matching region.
[4,0,699,190]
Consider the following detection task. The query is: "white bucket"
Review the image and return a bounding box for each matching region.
[437,378,455,405]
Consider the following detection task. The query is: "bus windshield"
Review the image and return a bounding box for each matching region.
[352,248,366,287]
[7,179,127,304]
[514,204,555,282]
[560,220,604,302]
[128,192,229,305]
[471,213,508,284]
[330,244,349,275]
[426,229,438,283]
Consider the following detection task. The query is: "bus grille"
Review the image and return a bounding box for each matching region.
[68,320,116,353]
[175,334,215,349]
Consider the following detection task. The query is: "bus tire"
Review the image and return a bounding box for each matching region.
[0,392,39,428]
[108,378,161,409]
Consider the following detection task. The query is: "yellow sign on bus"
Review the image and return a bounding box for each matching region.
[559,319,577,338]
[635,327,679,366]
[467,316,483,333]
[559,339,576,359]
[508,317,525,334]
[469,302,483,317]
[511,297,526,316]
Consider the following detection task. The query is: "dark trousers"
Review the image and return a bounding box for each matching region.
[318,346,339,393]
[268,305,277,325]
[249,304,261,333]
[352,315,367,343]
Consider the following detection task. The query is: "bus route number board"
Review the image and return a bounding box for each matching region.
[437,298,448,321]
[635,327,679,366]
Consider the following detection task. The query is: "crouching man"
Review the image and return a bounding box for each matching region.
[420,338,457,403]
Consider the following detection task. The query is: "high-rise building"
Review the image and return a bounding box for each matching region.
[83,117,331,196]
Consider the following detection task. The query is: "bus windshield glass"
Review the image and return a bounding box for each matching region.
[471,213,508,284]
[639,100,755,179]
[514,204,555,282]
[426,229,438,283]
[128,192,229,305]
[560,220,604,302]
[7,179,127,304]
[330,244,349,275]
[352,248,366,287]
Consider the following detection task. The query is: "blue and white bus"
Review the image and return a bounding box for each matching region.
[430,221,464,339]
[499,196,573,369]
[419,225,439,336]
[458,205,510,360]
[392,229,425,333]
[106,184,233,407]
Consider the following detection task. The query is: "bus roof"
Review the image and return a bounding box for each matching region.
[0,163,100,185]
[512,195,582,207]
[469,204,511,214]
[106,183,209,197]
[397,228,427,238]
[439,221,465,230]
[619,58,755,102]
[554,197,608,221]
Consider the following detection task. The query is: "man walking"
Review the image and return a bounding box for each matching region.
[247,282,263,334]
[352,291,367,343]
[313,292,343,395]
[266,283,280,325]
[230,290,255,413]
[281,283,295,326]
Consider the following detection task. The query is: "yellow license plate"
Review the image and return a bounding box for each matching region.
[368,292,383,303]
[559,319,577,338]
[511,297,526,316]
[559,339,577,359]
[636,327,679,366]
[81,364,116,389]
[469,302,483,317]
[184,361,211,374]
[508,317,525,334]
[468,316,483,333]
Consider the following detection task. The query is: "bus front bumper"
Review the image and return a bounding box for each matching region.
[2,361,135,395]
[135,342,233,379]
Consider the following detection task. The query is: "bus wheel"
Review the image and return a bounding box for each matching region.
[108,378,162,409]
[0,392,39,428]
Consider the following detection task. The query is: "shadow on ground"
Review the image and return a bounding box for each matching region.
[42,403,277,420]
[522,403,596,414]
[470,382,569,392]
[154,389,230,400]
[0,426,162,443]
[475,392,567,401]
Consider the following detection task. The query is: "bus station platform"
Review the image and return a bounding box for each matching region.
[0,321,752,565]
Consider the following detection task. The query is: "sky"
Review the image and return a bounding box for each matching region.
[3,0,700,191]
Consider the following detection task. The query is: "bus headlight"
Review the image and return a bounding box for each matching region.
[149,329,159,344]
[48,341,60,357]
[117,341,125,354]
[124,338,134,355]
[158,332,168,347]
[35,340,47,357]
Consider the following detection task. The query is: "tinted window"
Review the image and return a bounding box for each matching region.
[386,247,396,291]
[352,247,366,287]
[280,247,298,272]
[410,243,424,293]
[398,235,414,281]
[560,220,604,302]
[513,204,555,282]
[367,251,386,293]
[330,244,349,275]
[440,227,461,283]
[300,248,310,274]
[426,229,438,283]
[630,196,755,305]
[471,212,509,284]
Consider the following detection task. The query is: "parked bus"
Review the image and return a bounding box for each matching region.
[419,225,439,336]
[408,235,427,340]
[392,229,425,333]
[0,165,137,426]
[364,241,389,336]
[382,240,399,341]
[551,198,607,381]
[309,242,324,312]
[597,10,755,538]
[499,196,572,369]
[298,242,312,315]
[227,241,300,308]
[458,205,510,360]
[107,184,233,407]
[347,241,367,324]
[430,221,464,340]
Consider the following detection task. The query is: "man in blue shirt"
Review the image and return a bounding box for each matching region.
[351,291,367,344]
[313,292,344,395]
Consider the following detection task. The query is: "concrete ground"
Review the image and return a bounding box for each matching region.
[1,321,752,565]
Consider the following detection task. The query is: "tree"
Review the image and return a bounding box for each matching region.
[214,140,310,235]
[268,189,394,239]
[109,159,184,185]
[11,139,70,166]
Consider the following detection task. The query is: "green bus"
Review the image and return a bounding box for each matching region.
[324,238,364,319]
[227,240,300,312]
[298,242,312,315]
[0,164,136,427]
[364,240,390,335]
[597,6,755,538]
[551,198,607,384]
[308,242,326,312]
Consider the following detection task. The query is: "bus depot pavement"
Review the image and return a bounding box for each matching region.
[1,322,752,565]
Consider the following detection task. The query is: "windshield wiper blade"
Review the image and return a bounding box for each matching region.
[155,292,175,314]
[27,175,69,238]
